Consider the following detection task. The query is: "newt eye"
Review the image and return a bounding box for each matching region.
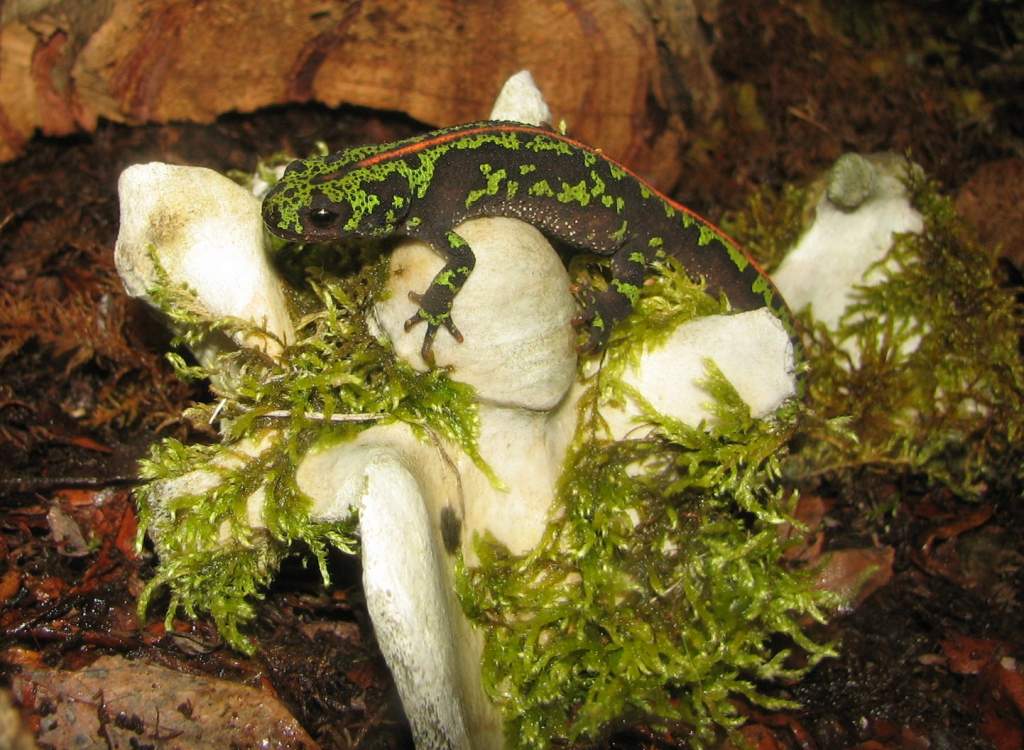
[309,207,338,228]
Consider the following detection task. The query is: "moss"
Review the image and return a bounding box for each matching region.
[457,262,835,748]
[728,166,1024,502]
[135,227,494,652]
[721,182,811,273]
[138,166,835,742]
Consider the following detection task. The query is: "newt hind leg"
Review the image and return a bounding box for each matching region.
[573,245,647,352]
[403,229,476,365]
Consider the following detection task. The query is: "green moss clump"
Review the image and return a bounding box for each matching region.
[729,168,1024,501]
[721,182,811,273]
[457,261,836,748]
[136,237,493,652]
[138,166,835,742]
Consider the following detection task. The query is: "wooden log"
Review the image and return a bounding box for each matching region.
[0,0,721,188]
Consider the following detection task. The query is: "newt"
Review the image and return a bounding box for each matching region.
[261,121,790,364]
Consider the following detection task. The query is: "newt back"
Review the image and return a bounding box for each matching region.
[262,121,790,363]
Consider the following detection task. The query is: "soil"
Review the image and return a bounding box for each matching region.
[1,2,1022,748]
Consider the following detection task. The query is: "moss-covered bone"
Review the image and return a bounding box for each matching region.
[731,154,1024,500]
[115,163,295,361]
[117,74,826,750]
[772,153,924,335]
[122,187,816,749]
[373,218,578,410]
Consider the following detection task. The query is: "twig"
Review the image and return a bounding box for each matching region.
[787,105,832,135]
[209,398,227,424]
[0,475,141,493]
[259,409,387,423]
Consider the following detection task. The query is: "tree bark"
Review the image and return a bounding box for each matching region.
[0,0,721,189]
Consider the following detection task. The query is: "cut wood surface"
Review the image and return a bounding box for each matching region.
[0,0,722,188]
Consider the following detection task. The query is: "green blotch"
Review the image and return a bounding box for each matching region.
[435,268,459,290]
[344,191,379,231]
[455,130,521,152]
[583,151,597,167]
[611,220,629,243]
[407,216,422,228]
[466,165,508,208]
[526,135,574,157]
[446,230,468,248]
[506,180,519,199]
[407,151,442,198]
[519,164,537,175]
[640,185,651,199]
[612,278,641,306]
[752,274,772,303]
[724,240,750,272]
[589,171,605,197]
[615,196,625,214]
[648,237,663,249]
[608,163,626,180]
[557,179,591,207]
[392,194,406,208]
[529,180,556,198]
[628,251,646,264]
[698,224,721,247]
[418,308,452,326]
[601,195,614,208]
[311,129,527,219]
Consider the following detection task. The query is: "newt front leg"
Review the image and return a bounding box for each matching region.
[403,228,476,365]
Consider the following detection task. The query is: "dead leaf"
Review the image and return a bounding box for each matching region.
[780,494,829,562]
[0,688,37,750]
[33,576,66,602]
[942,633,1000,675]
[915,505,994,584]
[112,502,138,559]
[0,568,22,604]
[956,158,1024,268]
[814,546,895,612]
[937,634,1024,749]
[46,506,91,557]
[981,703,1024,750]
[12,655,319,749]
[996,658,1024,716]
[66,435,113,453]
[729,723,784,749]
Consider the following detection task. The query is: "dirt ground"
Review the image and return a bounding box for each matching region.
[2,1,1022,748]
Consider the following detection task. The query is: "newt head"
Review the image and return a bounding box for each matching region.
[262,156,353,242]
[263,155,409,242]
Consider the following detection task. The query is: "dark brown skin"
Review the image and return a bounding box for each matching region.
[262,121,789,363]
